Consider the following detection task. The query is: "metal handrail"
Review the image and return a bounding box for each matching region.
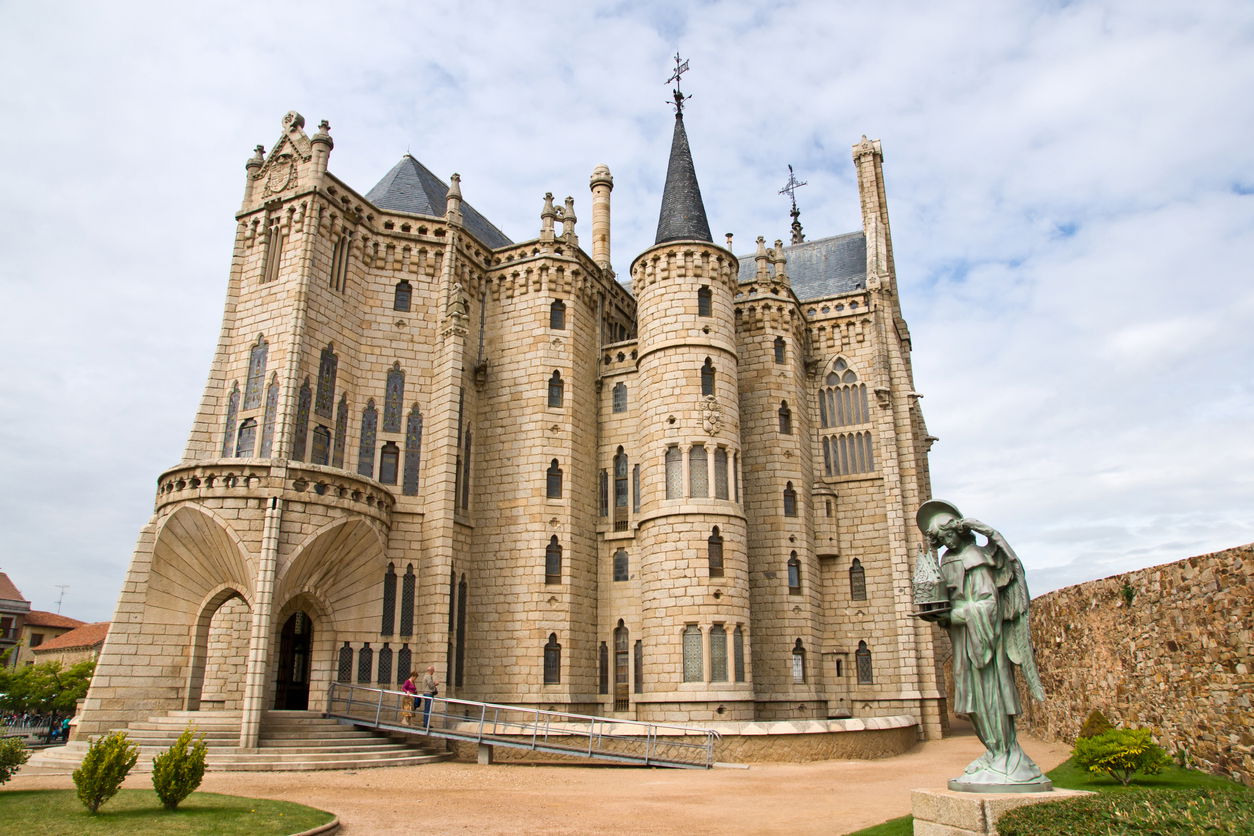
[325,682,720,768]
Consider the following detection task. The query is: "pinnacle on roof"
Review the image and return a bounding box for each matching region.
[654,55,712,246]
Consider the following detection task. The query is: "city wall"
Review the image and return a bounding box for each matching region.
[1021,544,1253,785]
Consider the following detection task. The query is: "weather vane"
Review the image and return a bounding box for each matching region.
[666,52,691,114]
[780,164,808,243]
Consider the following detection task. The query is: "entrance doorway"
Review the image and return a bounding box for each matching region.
[274,611,313,710]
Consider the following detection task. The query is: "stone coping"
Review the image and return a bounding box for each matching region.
[451,714,917,738]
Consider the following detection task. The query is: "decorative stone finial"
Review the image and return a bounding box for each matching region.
[590,164,613,189]
[725,232,734,250]
[247,145,265,169]
[754,235,769,280]
[312,120,333,146]
[282,111,306,133]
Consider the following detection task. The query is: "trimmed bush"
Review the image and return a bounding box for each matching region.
[73,731,138,813]
[1077,708,1114,740]
[151,727,208,811]
[998,787,1254,835]
[0,737,30,784]
[1072,727,1170,786]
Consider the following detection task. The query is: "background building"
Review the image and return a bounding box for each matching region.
[78,102,944,745]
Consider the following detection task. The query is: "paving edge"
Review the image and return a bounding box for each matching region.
[289,815,340,835]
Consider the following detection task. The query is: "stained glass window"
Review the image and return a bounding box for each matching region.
[393,279,412,311]
[260,377,279,457]
[612,382,627,413]
[689,446,708,498]
[315,344,337,418]
[311,425,331,465]
[682,625,702,682]
[358,400,377,478]
[543,634,561,684]
[292,379,311,461]
[244,337,268,410]
[403,406,423,496]
[545,536,562,584]
[632,464,640,513]
[384,363,405,433]
[379,442,399,484]
[614,448,628,509]
[548,371,564,408]
[222,383,240,458]
[549,299,566,330]
[850,558,867,601]
[381,563,396,635]
[701,357,715,396]
[733,626,745,682]
[235,418,257,458]
[710,625,727,682]
[613,549,628,582]
[357,643,373,683]
[697,285,712,317]
[333,395,348,469]
[856,641,873,684]
[399,564,415,637]
[634,640,643,693]
[714,448,729,500]
[665,446,682,499]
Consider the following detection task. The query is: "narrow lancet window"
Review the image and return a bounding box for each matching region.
[381,563,397,635]
[665,446,682,499]
[403,406,423,496]
[545,536,562,584]
[384,363,405,433]
[689,445,708,497]
[856,640,873,684]
[379,441,399,484]
[774,336,786,364]
[311,425,331,465]
[315,344,337,418]
[850,558,867,601]
[544,634,561,684]
[244,337,268,410]
[333,395,348,468]
[549,299,566,330]
[222,382,240,458]
[546,459,563,498]
[612,382,627,413]
[393,279,412,312]
[697,285,712,317]
[291,378,311,461]
[399,565,415,637]
[260,376,279,457]
[358,399,377,478]
[778,401,792,435]
[682,625,703,682]
[707,527,724,577]
[783,482,798,517]
[548,371,564,408]
[710,624,728,682]
[235,418,257,458]
[700,357,715,396]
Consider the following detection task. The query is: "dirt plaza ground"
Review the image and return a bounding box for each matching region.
[8,723,1070,835]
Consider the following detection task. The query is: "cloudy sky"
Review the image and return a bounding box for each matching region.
[1,1,1250,622]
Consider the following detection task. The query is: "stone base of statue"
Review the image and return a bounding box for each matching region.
[910,787,1093,835]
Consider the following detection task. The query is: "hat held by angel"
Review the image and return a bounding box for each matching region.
[914,499,1051,792]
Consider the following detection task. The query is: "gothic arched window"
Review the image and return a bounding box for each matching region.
[697,285,712,317]
[544,634,561,684]
[778,401,793,435]
[545,536,562,584]
[613,548,629,581]
[733,626,745,682]
[235,418,257,458]
[311,425,331,465]
[260,376,279,457]
[333,394,348,469]
[818,358,876,477]
[384,363,405,433]
[315,344,337,418]
[381,563,397,635]
[244,337,268,409]
[774,336,786,364]
[379,441,400,484]
[682,625,703,682]
[710,624,728,682]
[222,382,240,458]
[358,399,377,478]
[546,459,563,498]
[548,371,564,408]
[393,279,412,312]
[856,640,873,684]
[399,564,415,637]
[700,357,715,396]
[792,639,806,684]
[783,482,798,517]
[850,558,867,601]
[708,527,724,577]
[787,551,802,593]
[292,378,311,461]
[403,406,423,496]
[614,447,629,512]
[612,382,627,413]
[549,299,566,330]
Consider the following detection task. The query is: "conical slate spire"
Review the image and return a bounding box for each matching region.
[654,112,712,245]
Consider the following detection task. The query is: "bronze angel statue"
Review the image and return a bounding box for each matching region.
[914,499,1051,792]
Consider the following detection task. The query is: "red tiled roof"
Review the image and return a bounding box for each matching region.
[0,572,27,603]
[32,622,109,653]
[25,610,86,629]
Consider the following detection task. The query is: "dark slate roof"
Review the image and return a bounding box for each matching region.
[365,155,513,249]
[654,113,712,245]
[737,232,867,301]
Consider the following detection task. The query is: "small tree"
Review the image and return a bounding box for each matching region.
[1072,727,1170,786]
[151,727,208,811]
[73,731,138,813]
[1077,709,1114,740]
[0,737,31,784]
[0,659,96,716]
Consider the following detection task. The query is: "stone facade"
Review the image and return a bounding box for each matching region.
[77,108,946,747]
[1022,544,1254,785]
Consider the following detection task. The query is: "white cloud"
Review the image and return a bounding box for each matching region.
[0,0,1251,618]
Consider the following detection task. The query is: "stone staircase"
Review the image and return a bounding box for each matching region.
[22,709,451,774]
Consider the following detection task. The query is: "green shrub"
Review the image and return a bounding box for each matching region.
[1077,708,1114,740]
[1072,727,1171,786]
[0,737,31,784]
[997,787,1254,835]
[151,727,208,811]
[72,731,138,813]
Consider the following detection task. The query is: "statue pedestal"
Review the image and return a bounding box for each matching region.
[910,787,1093,835]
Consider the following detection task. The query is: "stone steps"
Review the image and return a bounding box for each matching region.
[21,710,449,774]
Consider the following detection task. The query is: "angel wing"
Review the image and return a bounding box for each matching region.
[979,523,1046,702]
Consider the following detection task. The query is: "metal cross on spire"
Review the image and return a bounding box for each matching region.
[666,52,691,114]
[780,164,808,244]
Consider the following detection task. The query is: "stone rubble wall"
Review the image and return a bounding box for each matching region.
[1021,544,1253,785]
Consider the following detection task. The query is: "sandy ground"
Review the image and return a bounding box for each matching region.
[8,722,1070,835]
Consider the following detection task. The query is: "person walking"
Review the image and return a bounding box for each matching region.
[421,665,439,728]
[401,671,419,724]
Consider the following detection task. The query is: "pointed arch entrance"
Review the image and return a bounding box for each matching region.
[275,611,313,710]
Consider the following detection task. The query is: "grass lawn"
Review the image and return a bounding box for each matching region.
[843,760,1247,836]
[0,789,334,835]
